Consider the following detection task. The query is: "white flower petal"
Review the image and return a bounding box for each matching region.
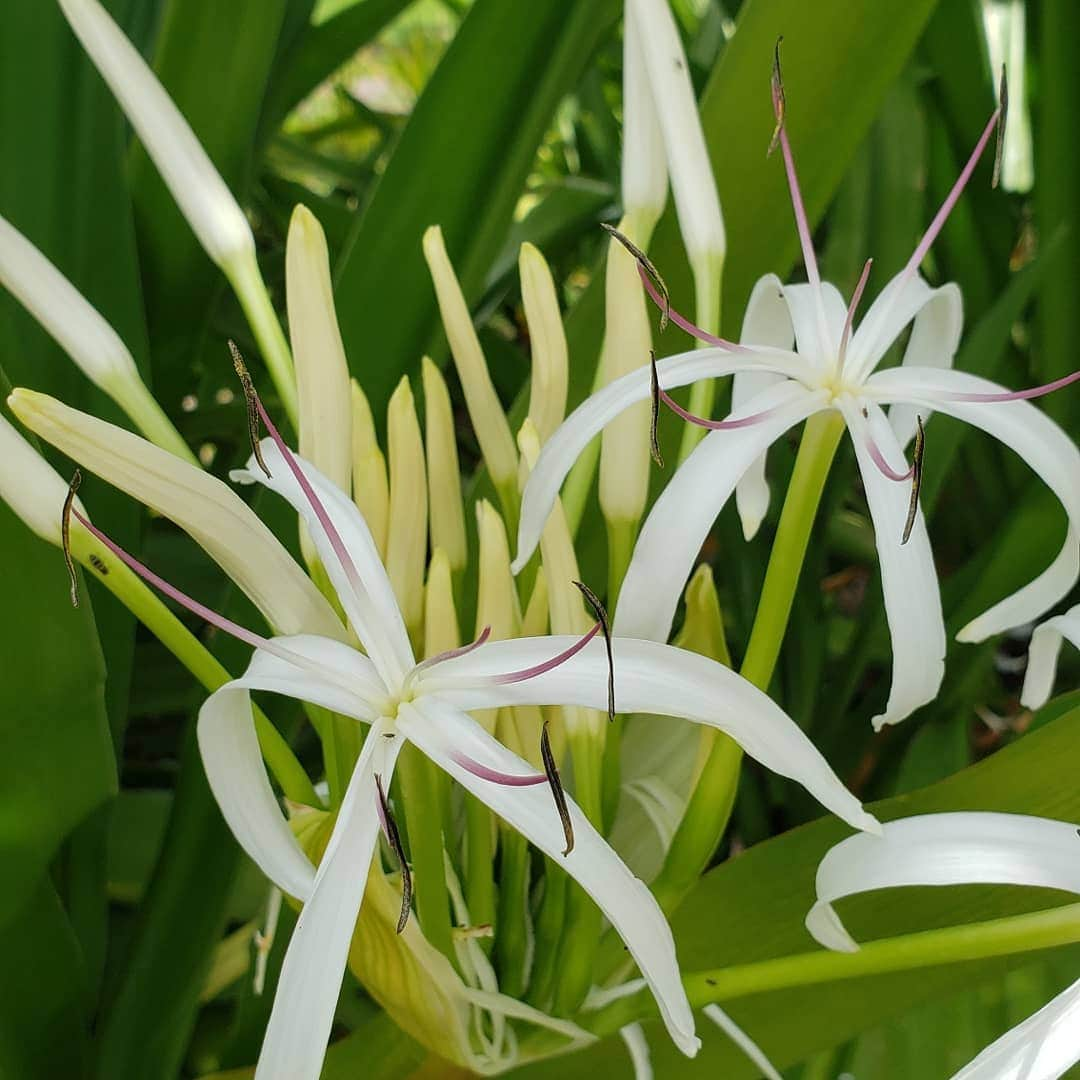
[197,636,386,901]
[257,721,403,1080]
[806,812,1080,953]
[950,974,1080,1080]
[233,440,414,686]
[732,274,796,540]
[512,347,807,573]
[397,696,701,1058]
[1021,605,1080,709]
[615,383,827,643]
[866,367,1080,641]
[781,281,849,364]
[418,636,878,834]
[57,0,253,267]
[840,401,946,728]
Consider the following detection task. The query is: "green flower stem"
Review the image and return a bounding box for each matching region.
[397,745,456,965]
[605,517,637,614]
[675,252,724,466]
[72,528,318,806]
[585,901,1080,1039]
[463,792,496,952]
[495,829,532,998]
[227,248,299,429]
[526,861,568,1008]
[650,412,845,913]
[107,375,200,466]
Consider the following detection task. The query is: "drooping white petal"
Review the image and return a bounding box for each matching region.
[616,383,827,643]
[397,696,701,1058]
[950,974,1080,1080]
[1021,605,1080,709]
[233,439,414,686]
[806,812,1080,953]
[866,367,1080,641]
[839,401,945,728]
[418,636,878,834]
[57,0,253,267]
[197,636,387,902]
[732,274,796,539]
[257,720,403,1080]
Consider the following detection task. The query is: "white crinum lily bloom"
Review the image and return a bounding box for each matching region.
[516,71,1080,730]
[805,812,1080,1080]
[70,374,877,1078]
[1021,604,1080,709]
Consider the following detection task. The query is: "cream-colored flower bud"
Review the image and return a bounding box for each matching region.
[424,547,460,659]
[350,380,389,560]
[386,377,427,640]
[287,206,352,495]
[673,563,731,666]
[474,499,520,642]
[422,226,517,505]
[421,358,467,574]
[519,244,568,445]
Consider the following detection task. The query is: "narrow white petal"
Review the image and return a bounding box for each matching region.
[620,1023,653,1080]
[197,637,386,901]
[950,974,1080,1080]
[866,367,1080,640]
[616,383,827,643]
[512,347,807,573]
[781,281,849,365]
[57,0,253,266]
[841,401,945,728]
[418,637,878,834]
[233,440,414,685]
[703,1005,783,1080]
[807,812,1080,953]
[1021,605,1080,708]
[732,274,796,540]
[397,697,701,1058]
[257,722,403,1080]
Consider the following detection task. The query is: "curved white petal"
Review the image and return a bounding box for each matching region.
[512,347,808,573]
[732,274,796,539]
[950,974,1080,1080]
[865,367,1080,641]
[840,401,946,728]
[806,812,1080,953]
[233,439,414,686]
[782,281,849,367]
[197,637,386,901]
[417,637,878,834]
[257,721,403,1080]
[615,383,827,643]
[620,1023,652,1080]
[1021,605,1080,709]
[397,697,700,1058]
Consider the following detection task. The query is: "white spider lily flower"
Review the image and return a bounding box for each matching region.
[69,384,878,1077]
[516,80,1080,730]
[1020,605,1080,709]
[805,812,1080,1080]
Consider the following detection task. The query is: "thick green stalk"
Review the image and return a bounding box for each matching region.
[605,517,637,614]
[495,830,532,998]
[526,863,568,1009]
[463,793,496,951]
[107,375,199,466]
[675,252,724,465]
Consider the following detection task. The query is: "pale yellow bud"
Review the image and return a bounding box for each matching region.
[350,380,389,560]
[474,500,520,642]
[521,566,549,637]
[424,547,460,659]
[519,243,568,444]
[386,377,427,639]
[674,563,731,666]
[421,358,467,574]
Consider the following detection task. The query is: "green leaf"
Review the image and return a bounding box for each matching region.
[333,0,620,418]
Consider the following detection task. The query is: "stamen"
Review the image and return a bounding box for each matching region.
[62,469,82,607]
[649,350,664,468]
[375,773,412,933]
[651,350,776,432]
[573,580,615,723]
[865,435,914,483]
[638,268,747,351]
[902,416,925,547]
[767,37,785,158]
[838,258,873,367]
[229,341,271,479]
[540,722,574,857]
[409,626,493,684]
[601,223,669,331]
[450,751,547,787]
[938,369,1080,403]
[491,623,601,684]
[992,65,1008,190]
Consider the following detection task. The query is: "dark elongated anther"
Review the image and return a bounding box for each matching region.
[229,340,271,479]
[62,468,82,607]
[992,65,1008,190]
[902,415,926,547]
[573,579,615,722]
[540,721,574,857]
[600,222,670,332]
[648,350,664,468]
[768,37,786,158]
[375,773,412,933]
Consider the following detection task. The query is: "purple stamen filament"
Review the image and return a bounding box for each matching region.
[450,753,548,787]
[865,436,914,483]
[638,267,747,353]
[940,369,1080,403]
[492,623,601,685]
[838,258,873,368]
[658,383,776,431]
[410,626,492,680]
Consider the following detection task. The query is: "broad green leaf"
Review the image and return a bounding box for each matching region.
[333,0,620,418]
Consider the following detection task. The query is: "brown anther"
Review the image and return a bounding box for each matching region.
[992,64,1008,190]
[902,415,926,546]
[768,37,786,158]
[62,469,82,607]
[540,721,574,857]
[648,350,665,468]
[229,340,271,478]
[573,579,615,722]
[600,222,670,332]
[375,773,412,933]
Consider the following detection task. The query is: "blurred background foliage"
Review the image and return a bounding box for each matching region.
[0,0,1078,1076]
